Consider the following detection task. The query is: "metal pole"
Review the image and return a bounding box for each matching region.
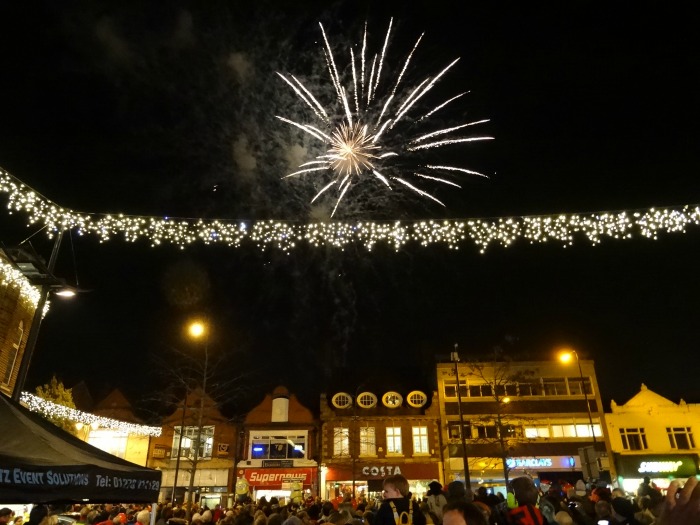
[172,390,189,504]
[186,341,208,519]
[452,346,471,490]
[12,230,64,401]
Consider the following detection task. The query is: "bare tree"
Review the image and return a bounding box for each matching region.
[461,352,538,487]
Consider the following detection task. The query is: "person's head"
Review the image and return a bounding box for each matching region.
[136,511,150,525]
[643,476,650,485]
[446,481,468,501]
[442,501,487,525]
[0,510,13,525]
[428,481,443,496]
[595,500,612,519]
[510,476,539,506]
[29,507,49,525]
[611,498,634,521]
[383,475,409,498]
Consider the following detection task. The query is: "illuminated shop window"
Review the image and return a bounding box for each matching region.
[620,428,648,450]
[667,427,695,449]
[386,426,402,454]
[88,428,128,458]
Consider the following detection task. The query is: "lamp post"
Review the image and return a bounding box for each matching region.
[171,389,189,504]
[558,349,597,444]
[185,320,208,519]
[10,231,76,401]
[451,345,472,490]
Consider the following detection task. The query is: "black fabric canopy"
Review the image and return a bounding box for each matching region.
[0,393,161,503]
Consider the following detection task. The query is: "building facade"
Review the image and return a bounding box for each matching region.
[605,383,700,493]
[0,250,38,397]
[148,388,238,508]
[320,389,442,502]
[236,386,319,504]
[436,358,611,493]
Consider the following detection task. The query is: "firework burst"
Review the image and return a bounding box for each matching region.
[277,19,492,217]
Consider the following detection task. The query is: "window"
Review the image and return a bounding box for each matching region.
[668,427,695,449]
[2,321,23,385]
[469,384,493,397]
[448,422,471,440]
[383,392,403,408]
[333,427,349,457]
[620,428,648,450]
[473,425,498,439]
[360,426,376,456]
[356,392,377,409]
[543,378,567,396]
[251,432,307,459]
[406,391,428,408]
[443,381,467,398]
[568,377,593,396]
[494,384,519,397]
[332,392,353,409]
[172,426,215,460]
[387,427,402,454]
[518,382,542,396]
[412,426,429,454]
[525,426,550,438]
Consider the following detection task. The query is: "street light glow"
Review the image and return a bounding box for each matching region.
[188,321,206,339]
[558,349,575,364]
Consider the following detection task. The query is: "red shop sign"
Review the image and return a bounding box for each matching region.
[241,468,317,487]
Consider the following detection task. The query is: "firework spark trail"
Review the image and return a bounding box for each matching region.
[277,20,492,216]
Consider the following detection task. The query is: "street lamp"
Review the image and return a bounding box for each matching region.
[558,348,598,444]
[451,345,472,491]
[185,319,209,519]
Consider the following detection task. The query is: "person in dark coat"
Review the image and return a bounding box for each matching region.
[374,475,426,525]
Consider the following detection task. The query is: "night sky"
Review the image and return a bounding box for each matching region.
[1,1,699,418]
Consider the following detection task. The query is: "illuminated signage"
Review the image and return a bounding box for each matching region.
[361,465,402,476]
[638,461,683,474]
[506,458,553,469]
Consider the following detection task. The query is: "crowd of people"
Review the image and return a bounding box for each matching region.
[3,474,700,525]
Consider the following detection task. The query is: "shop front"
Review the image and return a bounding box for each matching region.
[323,462,440,502]
[614,454,699,493]
[238,466,318,504]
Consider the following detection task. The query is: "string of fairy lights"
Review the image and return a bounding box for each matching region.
[20,391,162,437]
[1,168,699,252]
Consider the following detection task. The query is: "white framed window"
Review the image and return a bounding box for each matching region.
[525,426,550,438]
[332,392,353,409]
[667,427,695,449]
[412,426,429,454]
[172,426,215,460]
[383,392,403,408]
[620,428,648,450]
[406,391,428,408]
[356,392,378,409]
[360,426,376,456]
[333,427,349,457]
[250,431,307,459]
[387,426,403,454]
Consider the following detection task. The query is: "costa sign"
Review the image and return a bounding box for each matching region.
[361,465,402,477]
[241,468,316,487]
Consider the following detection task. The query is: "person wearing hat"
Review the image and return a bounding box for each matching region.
[426,481,447,523]
[611,498,641,525]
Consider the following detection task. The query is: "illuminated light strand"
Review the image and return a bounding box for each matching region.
[0,257,42,309]
[1,169,699,252]
[20,391,162,437]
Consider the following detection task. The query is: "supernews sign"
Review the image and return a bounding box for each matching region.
[242,468,316,487]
